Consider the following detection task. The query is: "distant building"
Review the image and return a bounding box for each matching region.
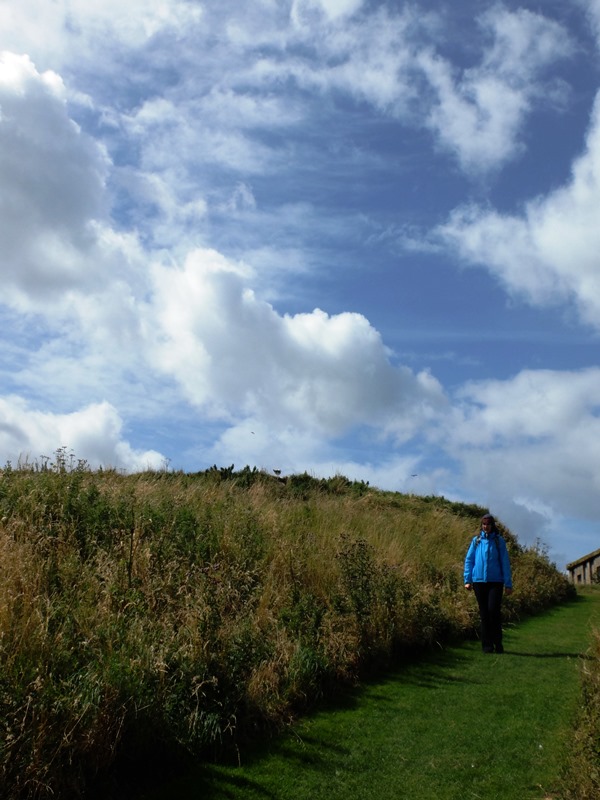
[567,548,600,584]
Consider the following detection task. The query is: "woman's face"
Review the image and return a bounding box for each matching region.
[482,519,493,531]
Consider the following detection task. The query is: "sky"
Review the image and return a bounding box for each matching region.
[1,0,600,570]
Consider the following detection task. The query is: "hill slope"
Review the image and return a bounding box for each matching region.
[0,462,574,798]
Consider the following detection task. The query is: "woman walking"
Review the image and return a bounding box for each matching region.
[464,513,513,654]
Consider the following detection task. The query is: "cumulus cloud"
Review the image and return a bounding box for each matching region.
[149,248,446,438]
[439,92,600,327]
[0,52,149,324]
[0,397,164,470]
[0,54,107,297]
[440,368,600,521]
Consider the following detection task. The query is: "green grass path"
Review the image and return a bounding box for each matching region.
[147,590,600,800]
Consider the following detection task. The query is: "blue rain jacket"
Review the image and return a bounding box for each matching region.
[464,531,513,588]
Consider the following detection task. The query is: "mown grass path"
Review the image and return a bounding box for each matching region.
[146,590,600,800]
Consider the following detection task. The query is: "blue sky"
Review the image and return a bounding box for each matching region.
[2,0,600,569]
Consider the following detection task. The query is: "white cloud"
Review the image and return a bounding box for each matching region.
[419,6,573,173]
[583,0,600,44]
[0,52,152,320]
[292,0,364,24]
[440,368,600,521]
[266,7,422,117]
[149,248,446,437]
[451,368,600,445]
[0,50,157,388]
[480,6,572,78]
[124,95,285,180]
[439,92,600,327]
[0,54,108,299]
[110,167,209,250]
[0,396,164,471]
[419,49,528,172]
[0,1,203,70]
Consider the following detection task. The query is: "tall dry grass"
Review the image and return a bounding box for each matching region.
[0,458,574,798]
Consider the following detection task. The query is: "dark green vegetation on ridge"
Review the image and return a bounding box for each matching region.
[0,457,576,798]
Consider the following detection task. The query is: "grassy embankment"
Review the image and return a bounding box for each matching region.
[0,454,574,798]
[146,589,600,800]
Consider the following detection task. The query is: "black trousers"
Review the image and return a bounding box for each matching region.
[473,582,504,652]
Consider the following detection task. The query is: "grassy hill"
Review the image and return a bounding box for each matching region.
[0,456,574,798]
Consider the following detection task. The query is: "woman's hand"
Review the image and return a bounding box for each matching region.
[464,583,472,590]
[505,587,513,595]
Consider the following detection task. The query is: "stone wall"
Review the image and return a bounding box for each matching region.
[567,548,600,584]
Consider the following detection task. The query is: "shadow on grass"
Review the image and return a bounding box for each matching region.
[504,650,590,659]
[126,730,356,800]
[147,767,279,800]
[122,645,478,799]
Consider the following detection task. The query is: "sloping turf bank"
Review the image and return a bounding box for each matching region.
[0,461,574,798]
